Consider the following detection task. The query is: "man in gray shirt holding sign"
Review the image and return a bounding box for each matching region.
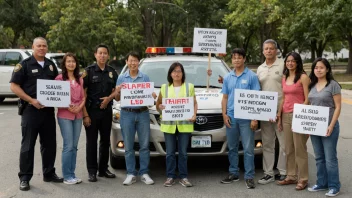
[256,39,286,184]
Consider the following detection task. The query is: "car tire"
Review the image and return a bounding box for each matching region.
[110,149,126,169]
[0,97,5,103]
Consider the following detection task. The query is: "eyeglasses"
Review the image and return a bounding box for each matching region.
[172,70,182,73]
[286,60,296,63]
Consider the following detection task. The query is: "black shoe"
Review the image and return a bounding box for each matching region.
[220,174,239,184]
[43,173,63,183]
[20,181,30,191]
[275,174,287,181]
[98,169,116,178]
[245,179,256,189]
[258,175,275,185]
[88,173,97,182]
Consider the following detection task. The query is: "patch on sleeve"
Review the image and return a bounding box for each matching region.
[14,64,22,72]
[81,70,87,78]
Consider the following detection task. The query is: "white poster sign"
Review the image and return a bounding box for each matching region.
[292,104,329,136]
[234,89,278,121]
[120,82,154,107]
[37,79,70,107]
[192,28,227,53]
[162,97,194,121]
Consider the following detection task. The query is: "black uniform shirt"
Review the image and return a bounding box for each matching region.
[10,56,58,98]
[83,64,118,105]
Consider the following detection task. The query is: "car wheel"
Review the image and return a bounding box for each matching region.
[110,149,126,169]
[0,97,5,103]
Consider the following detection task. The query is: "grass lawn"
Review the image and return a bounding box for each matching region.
[341,84,352,90]
[334,73,352,82]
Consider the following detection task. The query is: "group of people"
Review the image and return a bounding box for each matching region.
[218,39,341,197]
[10,37,342,197]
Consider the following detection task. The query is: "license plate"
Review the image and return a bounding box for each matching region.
[191,136,211,148]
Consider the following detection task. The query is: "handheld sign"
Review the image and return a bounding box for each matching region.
[120,82,154,107]
[292,104,329,136]
[234,89,278,121]
[192,28,227,53]
[37,79,70,107]
[162,97,194,121]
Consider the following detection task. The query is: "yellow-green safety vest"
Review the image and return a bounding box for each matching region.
[160,83,194,134]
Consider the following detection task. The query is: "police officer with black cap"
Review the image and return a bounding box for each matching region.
[10,37,63,191]
[82,44,118,182]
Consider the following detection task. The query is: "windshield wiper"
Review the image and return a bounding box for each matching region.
[194,85,222,89]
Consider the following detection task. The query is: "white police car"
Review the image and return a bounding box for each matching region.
[110,47,263,169]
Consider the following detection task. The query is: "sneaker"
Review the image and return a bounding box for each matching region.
[73,177,82,184]
[179,178,193,187]
[141,174,154,185]
[245,179,256,189]
[258,175,275,185]
[164,178,175,187]
[220,174,239,184]
[64,178,77,185]
[123,175,136,185]
[308,184,328,192]
[275,174,287,181]
[325,189,340,197]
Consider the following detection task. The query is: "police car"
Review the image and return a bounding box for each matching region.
[110,47,263,169]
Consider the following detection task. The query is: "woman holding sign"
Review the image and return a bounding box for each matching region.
[277,52,310,190]
[55,53,85,185]
[156,62,197,187]
[307,58,341,197]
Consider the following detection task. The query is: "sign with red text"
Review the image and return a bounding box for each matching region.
[192,28,227,53]
[120,82,154,107]
[162,97,194,121]
[234,89,278,121]
[292,104,329,136]
[37,79,70,107]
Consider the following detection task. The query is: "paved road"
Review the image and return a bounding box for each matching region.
[0,94,352,198]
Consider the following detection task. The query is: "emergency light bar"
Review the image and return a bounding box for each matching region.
[145,47,192,54]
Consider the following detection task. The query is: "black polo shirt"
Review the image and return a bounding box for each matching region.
[83,64,118,105]
[10,56,58,98]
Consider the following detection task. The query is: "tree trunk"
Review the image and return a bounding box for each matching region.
[310,39,317,62]
[347,34,352,74]
[141,8,154,47]
[11,31,20,48]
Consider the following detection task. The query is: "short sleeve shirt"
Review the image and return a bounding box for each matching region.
[308,80,341,123]
[221,67,261,117]
[257,58,284,104]
[116,70,151,108]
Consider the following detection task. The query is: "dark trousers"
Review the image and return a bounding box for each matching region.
[18,106,57,181]
[85,107,112,174]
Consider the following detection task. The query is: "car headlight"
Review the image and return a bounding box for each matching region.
[112,109,120,123]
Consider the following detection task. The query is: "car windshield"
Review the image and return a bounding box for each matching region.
[50,56,64,68]
[139,60,229,88]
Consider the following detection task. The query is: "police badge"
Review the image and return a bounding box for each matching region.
[49,65,54,71]
[81,70,87,78]
[14,64,22,72]
[109,72,113,78]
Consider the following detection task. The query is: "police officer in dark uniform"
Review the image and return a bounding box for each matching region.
[82,44,118,182]
[10,37,63,191]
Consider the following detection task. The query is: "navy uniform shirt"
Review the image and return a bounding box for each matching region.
[10,56,58,99]
[83,64,118,106]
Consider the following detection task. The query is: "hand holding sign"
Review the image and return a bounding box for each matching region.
[29,98,44,109]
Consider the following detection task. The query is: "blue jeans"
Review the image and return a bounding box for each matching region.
[120,110,150,175]
[164,130,191,179]
[58,118,82,180]
[226,117,255,179]
[310,121,340,191]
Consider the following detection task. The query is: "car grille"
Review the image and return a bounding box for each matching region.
[153,113,224,132]
[133,143,156,152]
[160,142,224,153]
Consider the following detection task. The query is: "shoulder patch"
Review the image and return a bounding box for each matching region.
[81,70,87,78]
[14,64,22,72]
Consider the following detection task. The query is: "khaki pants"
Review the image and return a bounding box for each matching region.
[282,113,309,181]
[261,121,286,176]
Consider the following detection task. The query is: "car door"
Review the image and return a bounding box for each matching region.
[0,52,22,94]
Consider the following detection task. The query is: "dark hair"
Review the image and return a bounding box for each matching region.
[309,58,341,90]
[95,44,109,54]
[61,52,81,85]
[167,62,185,85]
[125,51,140,61]
[283,52,305,83]
[231,48,246,58]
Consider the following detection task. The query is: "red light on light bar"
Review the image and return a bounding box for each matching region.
[183,47,192,53]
